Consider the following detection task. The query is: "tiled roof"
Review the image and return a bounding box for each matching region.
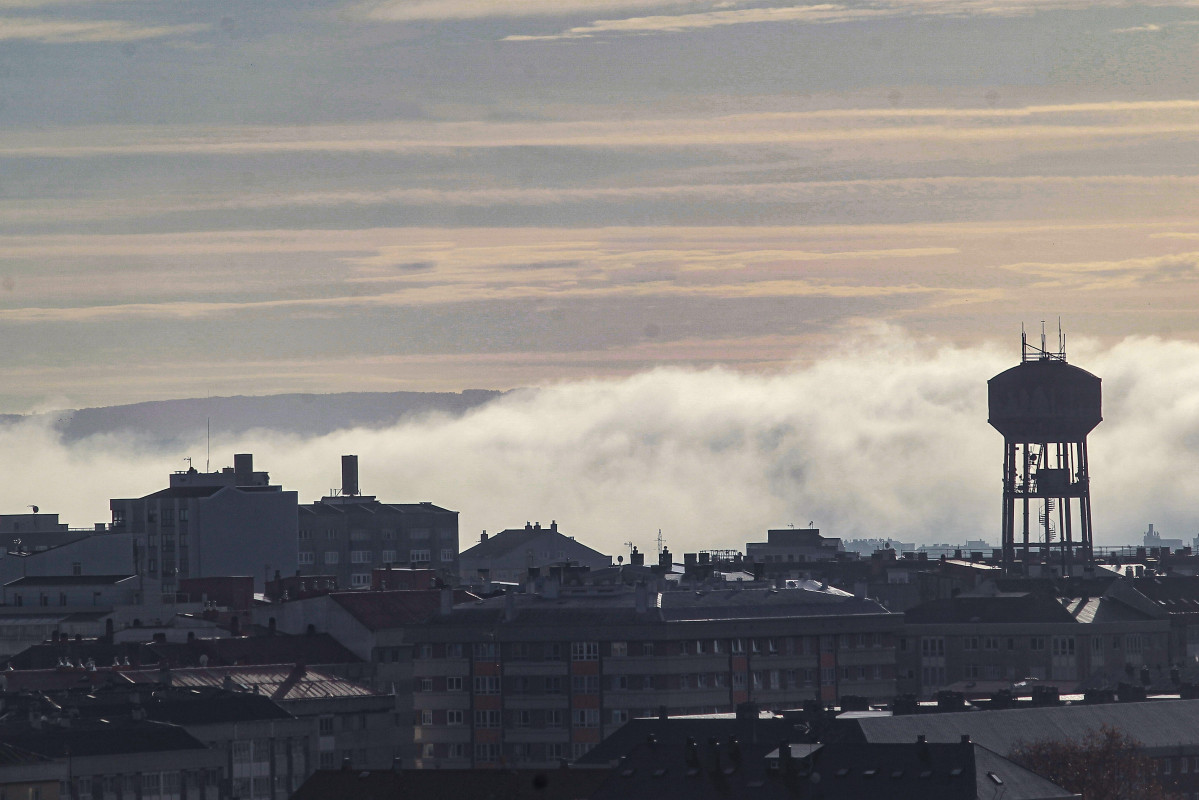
[5,574,135,587]
[438,586,892,628]
[460,527,607,561]
[292,767,612,800]
[330,589,478,631]
[0,718,207,758]
[846,699,1199,756]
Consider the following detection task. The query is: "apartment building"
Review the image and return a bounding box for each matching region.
[298,457,459,589]
[898,580,1171,697]
[405,583,899,768]
[109,453,298,598]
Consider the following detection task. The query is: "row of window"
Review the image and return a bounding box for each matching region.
[299,527,452,540]
[418,665,887,697]
[416,635,889,662]
[298,548,455,565]
[916,633,1157,657]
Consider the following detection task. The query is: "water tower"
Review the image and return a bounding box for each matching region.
[988,327,1102,571]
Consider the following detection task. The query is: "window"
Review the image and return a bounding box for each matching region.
[611,641,628,657]
[474,710,500,727]
[351,573,370,587]
[731,639,745,654]
[447,710,464,726]
[440,548,454,562]
[547,709,565,728]
[572,709,600,727]
[351,550,372,564]
[612,709,629,724]
[473,642,496,659]
[318,716,334,735]
[473,675,499,694]
[448,743,466,759]
[984,636,1000,651]
[963,636,979,651]
[410,549,431,563]
[447,643,463,659]
[421,710,433,725]
[642,642,655,656]
[178,508,188,522]
[1052,637,1075,657]
[350,529,370,542]
[298,551,315,565]
[447,676,464,692]
[921,637,945,657]
[1030,637,1046,651]
[513,710,532,727]
[299,529,312,540]
[572,641,599,661]
[475,743,499,762]
[411,528,431,540]
[324,551,339,565]
[420,678,433,692]
[572,675,600,694]
[382,550,397,564]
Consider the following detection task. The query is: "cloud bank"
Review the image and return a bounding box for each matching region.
[6,330,1198,557]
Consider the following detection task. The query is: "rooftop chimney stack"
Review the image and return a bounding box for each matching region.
[341,455,359,497]
[234,453,253,485]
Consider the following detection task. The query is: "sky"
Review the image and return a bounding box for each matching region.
[6,0,1199,549]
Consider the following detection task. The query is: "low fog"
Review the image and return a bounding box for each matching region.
[6,330,1199,556]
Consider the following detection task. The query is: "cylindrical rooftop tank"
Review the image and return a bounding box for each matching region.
[988,358,1102,442]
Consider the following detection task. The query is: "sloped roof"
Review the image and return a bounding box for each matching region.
[0,718,207,759]
[847,699,1199,756]
[460,527,607,561]
[330,589,479,631]
[905,594,1079,625]
[292,767,611,800]
[436,586,892,629]
[5,574,135,587]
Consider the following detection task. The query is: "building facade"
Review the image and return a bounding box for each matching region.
[405,584,899,769]
[110,454,298,598]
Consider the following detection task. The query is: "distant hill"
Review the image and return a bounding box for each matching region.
[2,390,506,449]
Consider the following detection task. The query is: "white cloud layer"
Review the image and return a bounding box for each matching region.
[8,330,1198,556]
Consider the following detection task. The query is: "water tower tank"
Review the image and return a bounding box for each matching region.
[988,358,1102,443]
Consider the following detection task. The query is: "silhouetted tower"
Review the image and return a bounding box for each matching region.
[988,327,1102,572]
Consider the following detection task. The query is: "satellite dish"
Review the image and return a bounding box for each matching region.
[29,506,37,514]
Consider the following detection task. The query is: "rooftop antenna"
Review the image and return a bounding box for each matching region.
[656,529,665,555]
[183,457,192,470]
[624,541,634,558]
[206,418,211,473]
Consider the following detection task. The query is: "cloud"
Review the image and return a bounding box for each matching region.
[0,17,206,43]
[356,0,710,22]
[9,329,1199,556]
[503,4,888,41]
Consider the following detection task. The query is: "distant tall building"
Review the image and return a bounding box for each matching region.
[109,453,298,600]
[297,456,459,589]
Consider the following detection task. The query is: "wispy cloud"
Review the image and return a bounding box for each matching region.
[356,0,704,21]
[0,16,206,43]
[504,4,888,41]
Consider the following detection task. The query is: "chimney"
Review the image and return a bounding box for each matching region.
[480,531,488,542]
[630,546,644,567]
[659,548,672,570]
[341,455,359,497]
[234,453,253,484]
[550,520,557,532]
